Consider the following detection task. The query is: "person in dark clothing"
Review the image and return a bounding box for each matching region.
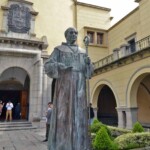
[14,102,21,119]
[43,102,53,142]
[89,103,94,125]
[0,100,4,116]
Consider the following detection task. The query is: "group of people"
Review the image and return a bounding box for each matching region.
[0,100,21,121]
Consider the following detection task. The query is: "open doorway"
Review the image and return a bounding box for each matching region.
[97,85,118,126]
[0,67,30,121]
[0,90,29,121]
[0,90,21,120]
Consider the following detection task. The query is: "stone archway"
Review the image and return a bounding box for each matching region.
[97,85,118,126]
[91,80,118,126]
[137,75,150,125]
[127,67,150,107]
[91,80,119,108]
[0,67,30,120]
[126,68,150,128]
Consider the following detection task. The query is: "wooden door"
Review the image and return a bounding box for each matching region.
[20,91,28,119]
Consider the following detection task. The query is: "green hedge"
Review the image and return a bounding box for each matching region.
[114,132,150,150]
[108,126,131,138]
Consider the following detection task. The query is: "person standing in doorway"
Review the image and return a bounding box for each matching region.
[89,103,95,125]
[15,102,21,119]
[0,100,4,116]
[5,100,14,121]
[43,102,53,142]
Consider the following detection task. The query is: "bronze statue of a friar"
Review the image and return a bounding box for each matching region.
[44,27,93,150]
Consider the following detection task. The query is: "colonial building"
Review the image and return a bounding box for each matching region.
[90,0,150,129]
[0,0,149,129]
[0,0,110,121]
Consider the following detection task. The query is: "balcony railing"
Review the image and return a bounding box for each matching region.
[93,35,150,70]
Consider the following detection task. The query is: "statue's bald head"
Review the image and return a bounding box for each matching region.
[64,27,78,44]
[64,27,78,38]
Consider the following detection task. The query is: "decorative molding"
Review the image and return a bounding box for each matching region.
[93,47,150,76]
[1,0,39,34]
[0,0,49,50]
[8,0,33,5]
[8,4,31,33]
[0,36,44,49]
[75,1,111,12]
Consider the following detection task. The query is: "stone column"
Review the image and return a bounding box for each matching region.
[30,57,43,121]
[93,107,98,119]
[120,44,128,57]
[113,48,119,60]
[41,74,53,115]
[116,107,127,128]
[126,107,138,129]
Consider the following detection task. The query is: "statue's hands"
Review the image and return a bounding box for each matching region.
[84,56,91,65]
[58,63,72,70]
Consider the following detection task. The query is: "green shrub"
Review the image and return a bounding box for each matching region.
[115,132,150,150]
[92,118,100,125]
[92,127,118,150]
[90,122,103,133]
[90,120,112,138]
[132,122,144,133]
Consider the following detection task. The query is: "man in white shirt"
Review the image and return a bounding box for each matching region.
[5,100,14,121]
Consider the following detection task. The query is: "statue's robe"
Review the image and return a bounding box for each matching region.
[44,43,93,150]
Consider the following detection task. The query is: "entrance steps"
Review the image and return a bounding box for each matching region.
[0,121,37,131]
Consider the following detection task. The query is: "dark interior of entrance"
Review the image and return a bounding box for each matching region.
[0,90,27,120]
[97,85,118,126]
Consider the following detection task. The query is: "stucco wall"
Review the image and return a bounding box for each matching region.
[0,0,75,54]
[108,0,150,54]
[76,3,111,61]
[90,56,150,108]
[108,9,140,54]
[32,0,75,54]
[137,0,150,39]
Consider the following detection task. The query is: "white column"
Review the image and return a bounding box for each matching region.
[93,107,98,119]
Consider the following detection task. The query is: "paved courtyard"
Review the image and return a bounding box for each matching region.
[0,128,48,150]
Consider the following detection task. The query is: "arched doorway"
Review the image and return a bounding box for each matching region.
[137,74,150,126]
[97,85,118,126]
[0,67,30,121]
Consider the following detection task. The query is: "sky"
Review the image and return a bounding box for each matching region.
[78,0,139,26]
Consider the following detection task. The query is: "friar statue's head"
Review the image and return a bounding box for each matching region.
[64,27,78,45]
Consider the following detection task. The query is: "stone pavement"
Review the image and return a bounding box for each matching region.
[0,128,48,150]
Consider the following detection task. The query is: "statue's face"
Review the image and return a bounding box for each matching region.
[66,28,78,44]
